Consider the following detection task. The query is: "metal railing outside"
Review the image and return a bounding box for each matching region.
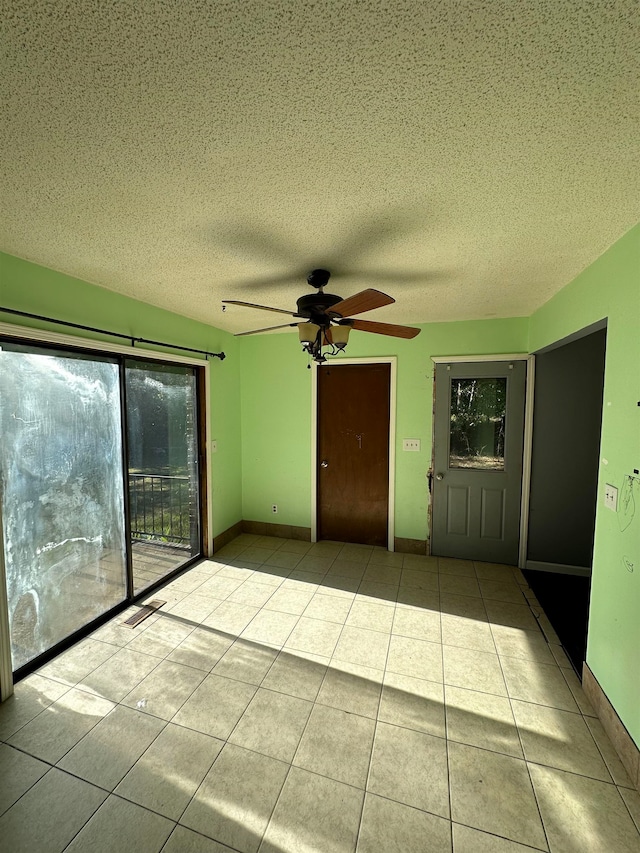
[128,473,192,545]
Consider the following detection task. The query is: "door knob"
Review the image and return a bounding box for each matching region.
[435,473,444,480]
[320,460,329,468]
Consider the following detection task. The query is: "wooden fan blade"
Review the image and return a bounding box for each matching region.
[351,319,421,339]
[235,323,297,336]
[222,300,295,316]
[329,288,395,318]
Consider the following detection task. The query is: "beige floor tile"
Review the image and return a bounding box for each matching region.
[452,823,546,852]
[500,657,578,712]
[163,825,236,852]
[368,721,450,816]
[64,793,174,853]
[0,767,106,853]
[260,766,364,853]
[448,742,547,850]
[386,634,443,682]
[529,763,640,853]
[202,601,260,634]
[316,660,383,718]
[339,544,374,563]
[619,787,640,834]
[116,723,223,820]
[333,625,390,669]
[263,586,315,615]
[512,701,610,781]
[79,646,160,701]
[321,575,361,596]
[548,642,573,669]
[400,568,440,590]
[362,564,402,585]
[172,674,256,739]
[251,565,290,585]
[392,606,441,642]
[438,558,476,577]
[58,705,165,790]
[357,793,452,852]
[561,667,597,717]
[229,687,312,762]
[440,575,482,598]
[379,670,446,737]
[441,614,495,652]
[182,742,288,853]
[308,541,344,558]
[38,638,118,687]
[166,626,234,672]
[285,616,343,657]
[490,624,554,664]
[240,608,299,646]
[346,600,394,632]
[0,743,49,817]
[586,716,637,788]
[293,703,376,787]
[474,563,518,582]
[484,601,539,631]
[303,592,353,623]
[440,592,488,620]
[0,674,69,741]
[368,550,404,568]
[262,550,303,570]
[127,617,195,659]
[240,546,278,563]
[261,649,329,701]
[296,554,335,574]
[227,581,278,608]
[444,646,507,696]
[198,575,244,599]
[122,659,206,721]
[396,586,441,611]
[403,554,439,571]
[357,580,398,602]
[478,579,527,604]
[277,539,313,555]
[326,559,367,579]
[445,685,523,758]
[8,687,115,764]
[212,639,279,684]
[253,536,289,549]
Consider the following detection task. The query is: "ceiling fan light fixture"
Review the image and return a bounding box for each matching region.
[331,324,350,349]
[298,322,320,343]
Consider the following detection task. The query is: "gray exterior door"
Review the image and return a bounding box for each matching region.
[431,360,526,564]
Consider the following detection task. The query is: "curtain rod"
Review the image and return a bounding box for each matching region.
[0,306,226,360]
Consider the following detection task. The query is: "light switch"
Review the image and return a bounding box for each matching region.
[403,439,421,451]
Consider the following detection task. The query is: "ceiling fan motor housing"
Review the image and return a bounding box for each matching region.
[296,292,342,325]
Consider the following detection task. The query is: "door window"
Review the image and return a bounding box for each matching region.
[449,377,506,470]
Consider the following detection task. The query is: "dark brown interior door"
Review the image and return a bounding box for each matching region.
[317,363,390,546]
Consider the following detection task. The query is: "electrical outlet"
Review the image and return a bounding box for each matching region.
[604,484,618,511]
[403,439,421,451]
[272,504,278,513]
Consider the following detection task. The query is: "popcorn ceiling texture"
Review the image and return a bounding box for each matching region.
[1,1,639,332]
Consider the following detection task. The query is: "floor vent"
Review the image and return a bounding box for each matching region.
[122,599,166,628]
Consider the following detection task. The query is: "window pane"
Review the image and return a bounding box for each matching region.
[125,360,201,591]
[0,345,127,670]
[449,377,507,470]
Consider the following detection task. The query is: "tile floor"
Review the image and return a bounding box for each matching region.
[1,534,639,853]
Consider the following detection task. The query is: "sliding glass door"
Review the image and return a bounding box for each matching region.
[0,343,128,670]
[125,359,201,592]
[0,341,203,675]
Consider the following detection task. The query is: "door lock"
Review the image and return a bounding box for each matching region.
[320,460,329,468]
[435,473,444,480]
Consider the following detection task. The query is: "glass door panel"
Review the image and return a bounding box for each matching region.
[0,343,127,671]
[449,377,507,470]
[125,360,201,592]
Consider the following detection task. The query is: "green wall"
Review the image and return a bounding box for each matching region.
[239,317,529,539]
[529,223,640,748]
[0,252,243,538]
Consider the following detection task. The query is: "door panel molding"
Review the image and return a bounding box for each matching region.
[311,357,397,548]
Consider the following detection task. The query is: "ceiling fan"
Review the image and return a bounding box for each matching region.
[222,269,421,364]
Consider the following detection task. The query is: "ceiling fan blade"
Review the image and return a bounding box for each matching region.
[235,323,297,337]
[351,319,421,339]
[329,289,395,318]
[222,300,295,316]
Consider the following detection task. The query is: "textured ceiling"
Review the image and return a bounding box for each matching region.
[1,1,639,335]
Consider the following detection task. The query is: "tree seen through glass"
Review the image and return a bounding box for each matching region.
[449,377,506,470]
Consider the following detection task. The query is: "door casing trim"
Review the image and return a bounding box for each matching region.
[311,357,397,549]
[430,353,535,568]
